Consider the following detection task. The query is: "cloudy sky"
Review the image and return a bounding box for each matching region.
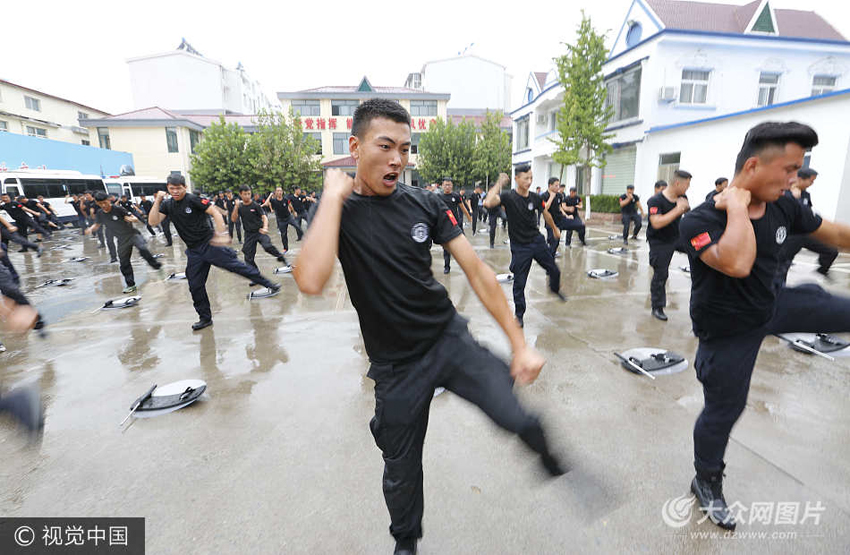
[2,0,849,114]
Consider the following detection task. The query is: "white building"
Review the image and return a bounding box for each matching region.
[512,0,850,203]
[127,39,276,115]
[405,54,513,113]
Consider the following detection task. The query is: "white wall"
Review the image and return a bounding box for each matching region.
[424,56,511,112]
[637,93,850,222]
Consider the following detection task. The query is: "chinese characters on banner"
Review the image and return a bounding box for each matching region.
[296,117,435,132]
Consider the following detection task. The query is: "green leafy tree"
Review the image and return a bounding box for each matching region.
[248,109,322,195]
[471,110,511,187]
[417,117,477,187]
[549,12,613,195]
[189,116,252,193]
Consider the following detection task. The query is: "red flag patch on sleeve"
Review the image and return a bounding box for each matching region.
[649,206,658,215]
[445,209,458,226]
[201,199,210,205]
[690,232,712,251]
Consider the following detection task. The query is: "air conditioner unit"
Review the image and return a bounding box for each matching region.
[658,86,677,102]
[536,113,547,125]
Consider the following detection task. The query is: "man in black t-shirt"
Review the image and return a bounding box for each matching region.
[647,170,691,321]
[1,214,42,255]
[136,195,157,237]
[293,99,564,554]
[541,178,586,256]
[562,185,586,247]
[66,194,88,233]
[705,177,727,202]
[0,194,51,252]
[619,185,644,245]
[35,196,64,229]
[287,187,309,232]
[484,166,566,327]
[223,190,241,243]
[775,168,837,285]
[439,178,471,274]
[264,187,303,250]
[148,175,279,331]
[679,122,850,531]
[82,191,108,250]
[468,186,482,234]
[85,192,162,293]
[233,185,287,271]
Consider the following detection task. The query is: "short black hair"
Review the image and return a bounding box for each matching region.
[167,174,186,186]
[654,180,667,189]
[94,192,108,202]
[626,184,635,190]
[734,121,819,174]
[548,177,560,186]
[352,98,411,138]
[715,177,728,186]
[673,169,692,180]
[238,185,251,193]
[569,186,577,191]
[515,164,531,175]
[441,177,453,184]
[797,168,818,178]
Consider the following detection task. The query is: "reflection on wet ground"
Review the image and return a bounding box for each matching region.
[1,221,849,553]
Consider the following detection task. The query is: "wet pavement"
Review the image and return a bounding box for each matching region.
[1,220,849,554]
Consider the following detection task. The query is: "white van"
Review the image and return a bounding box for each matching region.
[0,170,108,222]
[104,176,167,202]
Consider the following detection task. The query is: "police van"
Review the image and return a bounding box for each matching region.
[104,175,167,202]
[0,169,108,223]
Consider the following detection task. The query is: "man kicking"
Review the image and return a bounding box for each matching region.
[484,166,566,328]
[0,193,51,252]
[680,121,850,530]
[148,175,279,331]
[232,185,287,273]
[293,99,565,555]
[619,185,644,245]
[263,186,303,251]
[85,192,162,293]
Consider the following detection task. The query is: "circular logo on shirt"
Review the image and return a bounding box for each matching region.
[776,226,787,244]
[527,202,534,211]
[411,222,429,243]
[112,215,118,221]
[185,207,192,214]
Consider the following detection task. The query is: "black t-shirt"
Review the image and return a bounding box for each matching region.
[24,200,41,213]
[159,193,214,248]
[96,205,139,237]
[268,197,290,220]
[338,183,462,363]
[705,190,720,202]
[238,201,265,233]
[69,200,84,216]
[119,200,135,212]
[287,194,307,214]
[466,193,478,210]
[84,200,97,218]
[620,193,640,215]
[564,194,581,217]
[499,190,545,244]
[214,197,226,210]
[224,197,237,218]
[139,199,153,214]
[798,190,813,208]
[540,191,565,219]
[680,195,823,340]
[647,193,684,245]
[40,201,52,212]
[440,192,464,221]
[0,202,28,221]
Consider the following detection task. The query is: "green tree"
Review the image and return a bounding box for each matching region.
[417,117,477,187]
[549,12,613,195]
[189,116,252,193]
[471,110,511,187]
[248,109,322,195]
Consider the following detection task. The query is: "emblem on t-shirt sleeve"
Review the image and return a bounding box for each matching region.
[776,226,787,244]
[690,232,712,251]
[201,199,210,205]
[411,222,430,243]
[649,206,658,215]
[445,209,458,226]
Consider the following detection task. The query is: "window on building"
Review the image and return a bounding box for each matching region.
[526,88,534,103]
[411,133,421,154]
[333,132,349,155]
[758,72,780,106]
[26,126,47,138]
[0,121,7,132]
[25,96,41,111]
[189,129,201,153]
[305,132,322,155]
[166,127,179,153]
[77,111,89,121]
[409,100,437,117]
[811,75,837,97]
[331,100,359,116]
[516,118,529,150]
[605,66,642,122]
[679,70,710,104]
[626,22,643,47]
[98,127,111,150]
[803,149,812,169]
[291,100,321,116]
[549,111,557,132]
[81,139,90,146]
[657,152,681,184]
